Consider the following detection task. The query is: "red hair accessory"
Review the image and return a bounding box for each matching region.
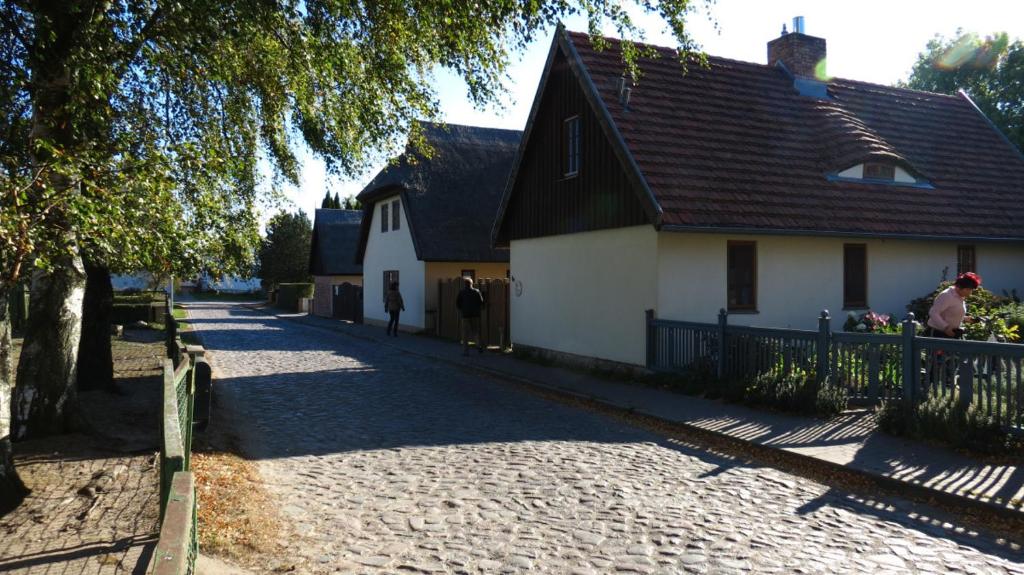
[956,272,982,288]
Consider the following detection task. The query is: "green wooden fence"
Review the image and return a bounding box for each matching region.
[150,316,208,574]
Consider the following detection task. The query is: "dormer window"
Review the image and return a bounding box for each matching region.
[833,162,926,187]
[863,163,895,181]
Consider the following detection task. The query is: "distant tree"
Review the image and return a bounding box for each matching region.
[321,191,333,209]
[332,192,342,209]
[258,210,313,290]
[903,31,1024,151]
[343,196,362,210]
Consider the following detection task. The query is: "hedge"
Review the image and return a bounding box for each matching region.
[276,283,314,312]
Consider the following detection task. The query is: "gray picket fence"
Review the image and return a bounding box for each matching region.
[646,309,1024,434]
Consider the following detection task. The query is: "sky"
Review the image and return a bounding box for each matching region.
[274,0,1024,223]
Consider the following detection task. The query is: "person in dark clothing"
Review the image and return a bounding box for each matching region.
[456,277,485,355]
[384,282,404,337]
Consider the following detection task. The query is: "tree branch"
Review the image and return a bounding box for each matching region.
[121,6,163,66]
[0,7,30,54]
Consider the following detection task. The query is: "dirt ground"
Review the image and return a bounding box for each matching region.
[0,328,164,574]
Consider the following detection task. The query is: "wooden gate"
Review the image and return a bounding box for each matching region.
[332,282,363,324]
[436,278,510,349]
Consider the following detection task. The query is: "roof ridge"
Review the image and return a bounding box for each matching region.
[564,29,964,101]
[418,120,523,136]
[554,27,1024,240]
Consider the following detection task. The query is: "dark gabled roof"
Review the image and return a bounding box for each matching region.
[496,27,1024,242]
[356,122,520,262]
[309,209,363,276]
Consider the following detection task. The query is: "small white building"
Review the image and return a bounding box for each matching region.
[356,122,519,332]
[492,26,1024,368]
[200,274,262,294]
[111,272,158,291]
[308,208,363,317]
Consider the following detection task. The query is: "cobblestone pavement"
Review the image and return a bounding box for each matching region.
[188,302,1024,574]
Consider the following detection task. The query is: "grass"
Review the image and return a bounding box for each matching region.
[172,305,203,346]
[147,305,200,346]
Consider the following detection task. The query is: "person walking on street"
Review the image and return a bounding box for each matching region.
[456,277,485,355]
[927,272,981,338]
[385,282,404,337]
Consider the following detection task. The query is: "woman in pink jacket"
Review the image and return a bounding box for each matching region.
[926,272,981,338]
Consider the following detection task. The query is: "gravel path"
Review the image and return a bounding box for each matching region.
[188,302,1023,574]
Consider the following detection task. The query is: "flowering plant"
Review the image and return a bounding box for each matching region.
[843,310,899,334]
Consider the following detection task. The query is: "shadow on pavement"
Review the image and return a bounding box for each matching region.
[194,302,1024,563]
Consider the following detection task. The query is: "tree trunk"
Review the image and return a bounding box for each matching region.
[0,288,29,514]
[76,263,114,392]
[12,4,88,440]
[12,256,86,440]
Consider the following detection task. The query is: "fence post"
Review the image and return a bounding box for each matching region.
[645,309,655,369]
[716,308,728,379]
[190,347,213,432]
[958,354,974,413]
[165,312,177,361]
[816,310,830,384]
[901,312,916,405]
[436,279,443,336]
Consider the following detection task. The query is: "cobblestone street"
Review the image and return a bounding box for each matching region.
[187,302,1023,574]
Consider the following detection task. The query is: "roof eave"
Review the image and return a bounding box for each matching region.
[491,25,565,248]
[354,185,423,264]
[660,224,1024,244]
[559,29,664,227]
[957,89,1024,162]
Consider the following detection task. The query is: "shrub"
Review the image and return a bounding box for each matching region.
[814,376,850,417]
[275,283,314,311]
[1004,304,1024,332]
[876,394,1023,456]
[725,371,847,418]
[647,359,716,396]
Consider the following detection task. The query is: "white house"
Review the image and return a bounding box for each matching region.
[308,208,363,318]
[492,25,1024,368]
[355,122,520,332]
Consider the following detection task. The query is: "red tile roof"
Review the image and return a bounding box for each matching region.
[564,30,1024,240]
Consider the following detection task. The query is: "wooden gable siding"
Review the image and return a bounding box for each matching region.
[502,49,648,241]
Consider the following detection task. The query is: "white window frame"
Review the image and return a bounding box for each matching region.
[564,115,581,177]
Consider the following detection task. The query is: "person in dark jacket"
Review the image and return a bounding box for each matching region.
[456,277,485,355]
[384,282,404,337]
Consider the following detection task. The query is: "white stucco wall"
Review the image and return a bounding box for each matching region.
[206,275,262,293]
[656,233,1024,329]
[510,225,658,366]
[362,195,425,329]
[111,272,155,291]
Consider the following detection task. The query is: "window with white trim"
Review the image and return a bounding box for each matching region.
[563,116,580,177]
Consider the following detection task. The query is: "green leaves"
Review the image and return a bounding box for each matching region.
[904,31,1024,152]
[2,0,706,289]
[257,209,312,288]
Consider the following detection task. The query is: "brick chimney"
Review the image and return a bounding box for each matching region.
[767,18,826,78]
